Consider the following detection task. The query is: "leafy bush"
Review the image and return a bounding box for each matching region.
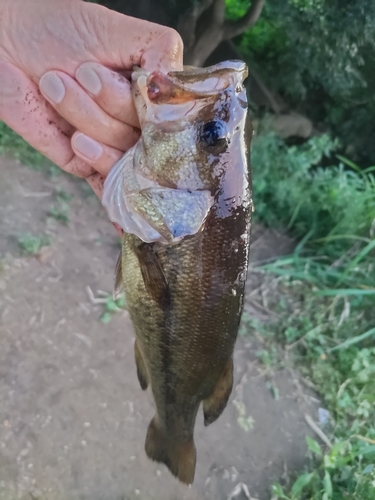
[228,0,375,163]
[17,233,51,255]
[0,121,59,175]
[248,133,375,498]
[252,133,375,256]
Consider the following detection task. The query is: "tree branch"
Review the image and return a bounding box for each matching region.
[211,0,226,24]
[248,65,282,114]
[223,0,266,40]
[177,0,215,50]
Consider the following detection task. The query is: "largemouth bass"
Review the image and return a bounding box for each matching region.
[102,60,252,484]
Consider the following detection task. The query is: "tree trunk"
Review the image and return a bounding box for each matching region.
[99,0,313,139]
[100,0,266,68]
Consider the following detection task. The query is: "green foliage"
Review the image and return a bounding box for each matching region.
[225,0,252,19]
[247,134,375,498]
[257,279,375,498]
[229,0,375,163]
[0,121,60,175]
[252,133,375,252]
[100,294,126,323]
[17,233,51,256]
[48,189,73,225]
[247,0,375,99]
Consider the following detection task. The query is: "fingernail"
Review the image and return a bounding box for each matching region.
[76,65,102,95]
[73,133,102,161]
[40,73,65,104]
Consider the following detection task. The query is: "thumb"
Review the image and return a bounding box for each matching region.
[81,2,184,73]
[0,61,94,178]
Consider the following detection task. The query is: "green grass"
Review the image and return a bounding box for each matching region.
[246,133,375,499]
[100,293,127,323]
[17,233,51,256]
[251,133,375,243]
[0,121,60,175]
[47,188,74,225]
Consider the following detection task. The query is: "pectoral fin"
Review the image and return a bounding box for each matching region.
[134,340,148,390]
[134,243,171,309]
[203,357,234,426]
[113,250,124,300]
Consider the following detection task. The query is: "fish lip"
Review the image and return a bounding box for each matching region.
[131,60,248,99]
[170,60,248,78]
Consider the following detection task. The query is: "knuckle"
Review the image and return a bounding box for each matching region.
[163,27,184,55]
[63,155,95,178]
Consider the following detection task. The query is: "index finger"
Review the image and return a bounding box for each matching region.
[141,29,184,73]
[85,3,184,73]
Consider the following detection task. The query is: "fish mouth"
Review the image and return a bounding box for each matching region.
[131,61,248,125]
[132,61,247,100]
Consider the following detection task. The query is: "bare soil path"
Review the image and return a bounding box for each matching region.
[0,158,316,500]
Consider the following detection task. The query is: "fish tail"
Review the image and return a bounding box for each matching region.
[145,416,196,484]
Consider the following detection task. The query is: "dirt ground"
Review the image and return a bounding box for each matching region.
[0,157,319,500]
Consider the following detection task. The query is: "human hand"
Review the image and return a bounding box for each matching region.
[0,0,183,197]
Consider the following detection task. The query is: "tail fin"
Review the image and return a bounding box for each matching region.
[145,416,196,485]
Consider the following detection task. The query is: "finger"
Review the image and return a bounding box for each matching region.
[85,172,123,236]
[71,132,123,177]
[141,28,184,73]
[39,71,140,151]
[86,172,105,200]
[75,63,139,127]
[0,61,95,178]
[83,3,184,73]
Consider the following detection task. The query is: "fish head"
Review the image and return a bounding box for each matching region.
[131,61,250,193]
[102,61,252,244]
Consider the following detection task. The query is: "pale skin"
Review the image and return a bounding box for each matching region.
[0,0,183,199]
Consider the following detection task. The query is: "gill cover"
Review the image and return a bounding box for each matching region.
[102,146,213,244]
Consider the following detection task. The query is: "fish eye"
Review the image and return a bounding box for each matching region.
[200,121,228,149]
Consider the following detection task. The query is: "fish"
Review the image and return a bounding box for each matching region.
[102,60,252,485]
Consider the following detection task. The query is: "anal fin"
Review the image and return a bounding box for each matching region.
[134,340,148,390]
[203,357,233,426]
